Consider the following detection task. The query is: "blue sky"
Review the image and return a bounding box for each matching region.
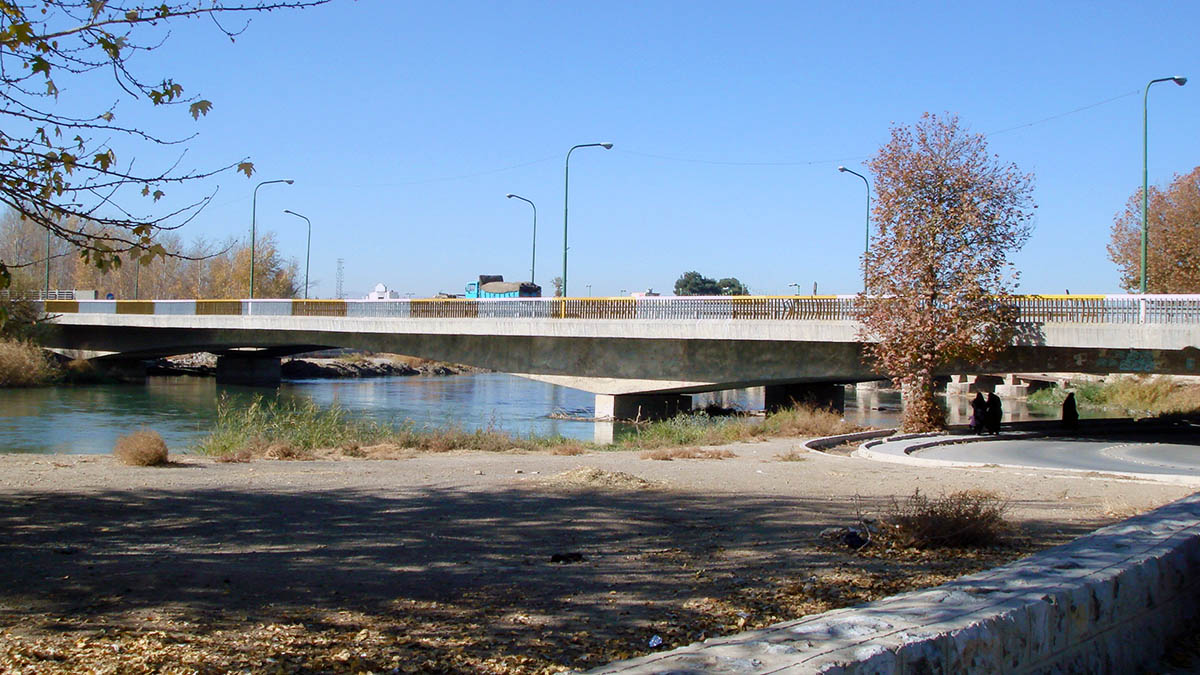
[90,1,1198,298]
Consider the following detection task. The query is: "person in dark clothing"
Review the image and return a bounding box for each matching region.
[985,393,1003,434]
[1062,392,1079,430]
[970,392,987,434]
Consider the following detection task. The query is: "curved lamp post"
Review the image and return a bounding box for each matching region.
[1141,75,1187,294]
[249,178,294,299]
[506,193,537,284]
[563,142,612,298]
[282,209,312,299]
[838,166,871,290]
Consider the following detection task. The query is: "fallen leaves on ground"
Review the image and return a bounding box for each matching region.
[0,543,1036,674]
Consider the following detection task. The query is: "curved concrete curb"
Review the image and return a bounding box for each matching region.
[855,429,1200,487]
[589,491,1200,674]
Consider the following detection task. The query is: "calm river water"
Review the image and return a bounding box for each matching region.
[0,373,1063,454]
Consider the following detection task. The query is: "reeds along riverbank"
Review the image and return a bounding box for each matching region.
[0,338,59,387]
[194,395,860,460]
[1027,376,1200,417]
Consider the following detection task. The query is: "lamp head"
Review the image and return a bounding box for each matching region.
[599,142,613,149]
[506,194,516,199]
[1173,76,1188,86]
[285,180,295,185]
[837,166,848,172]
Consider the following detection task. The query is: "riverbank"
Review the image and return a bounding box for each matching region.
[148,352,484,379]
[0,439,1191,673]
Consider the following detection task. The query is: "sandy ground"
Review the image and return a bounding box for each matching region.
[0,438,1194,673]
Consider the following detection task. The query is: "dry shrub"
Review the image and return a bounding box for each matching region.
[114,430,169,466]
[264,443,311,461]
[0,338,58,387]
[775,449,808,462]
[760,405,860,437]
[882,488,1010,549]
[550,443,586,456]
[213,449,253,463]
[640,448,737,461]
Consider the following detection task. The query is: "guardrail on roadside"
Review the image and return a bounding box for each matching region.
[40,294,1200,324]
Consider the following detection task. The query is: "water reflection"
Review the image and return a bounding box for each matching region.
[0,376,1065,455]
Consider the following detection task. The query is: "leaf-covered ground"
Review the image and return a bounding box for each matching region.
[0,443,1189,673]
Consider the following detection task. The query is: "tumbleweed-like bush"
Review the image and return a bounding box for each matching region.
[882,488,1010,549]
[114,430,170,466]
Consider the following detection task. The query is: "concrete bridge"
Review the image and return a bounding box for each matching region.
[40,294,1200,420]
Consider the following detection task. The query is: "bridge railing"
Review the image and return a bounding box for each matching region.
[40,294,1200,324]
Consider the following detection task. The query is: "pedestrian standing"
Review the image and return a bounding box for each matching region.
[970,392,987,434]
[1062,392,1079,431]
[985,393,1003,435]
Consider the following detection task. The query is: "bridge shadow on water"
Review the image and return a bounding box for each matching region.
[0,478,1099,646]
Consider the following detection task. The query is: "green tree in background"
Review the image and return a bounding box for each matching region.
[674,271,749,296]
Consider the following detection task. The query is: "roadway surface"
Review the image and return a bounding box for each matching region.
[916,429,1200,477]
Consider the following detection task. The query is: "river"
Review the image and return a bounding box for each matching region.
[0,374,1065,454]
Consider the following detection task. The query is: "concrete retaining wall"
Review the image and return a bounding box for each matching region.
[591,492,1200,673]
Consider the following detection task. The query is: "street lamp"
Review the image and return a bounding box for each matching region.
[787,282,800,295]
[249,179,294,299]
[43,227,50,298]
[1141,75,1187,294]
[563,142,613,298]
[838,166,871,289]
[282,209,312,299]
[506,193,537,284]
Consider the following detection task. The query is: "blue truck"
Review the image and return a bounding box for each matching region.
[464,275,542,298]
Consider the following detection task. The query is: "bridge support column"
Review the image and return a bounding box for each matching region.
[995,374,1030,399]
[764,383,845,413]
[595,394,690,422]
[945,375,977,397]
[216,354,281,386]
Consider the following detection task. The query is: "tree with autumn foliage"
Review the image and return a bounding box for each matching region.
[856,113,1036,432]
[0,0,327,322]
[1107,166,1200,293]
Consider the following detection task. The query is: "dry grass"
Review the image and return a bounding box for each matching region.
[640,447,737,461]
[1029,376,1200,416]
[774,449,809,462]
[622,404,861,451]
[113,430,169,467]
[1102,497,1143,520]
[758,405,858,437]
[262,442,312,461]
[543,467,662,490]
[881,488,1010,549]
[0,338,58,387]
[549,443,586,456]
[212,449,253,463]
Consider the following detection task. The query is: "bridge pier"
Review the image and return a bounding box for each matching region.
[995,373,1030,399]
[945,374,977,396]
[764,383,845,413]
[595,393,691,422]
[215,354,282,386]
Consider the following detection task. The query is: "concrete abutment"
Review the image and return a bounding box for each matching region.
[594,393,691,422]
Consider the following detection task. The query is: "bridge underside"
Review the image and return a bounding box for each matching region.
[42,321,1200,397]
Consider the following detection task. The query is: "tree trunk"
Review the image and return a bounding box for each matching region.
[900,370,945,432]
